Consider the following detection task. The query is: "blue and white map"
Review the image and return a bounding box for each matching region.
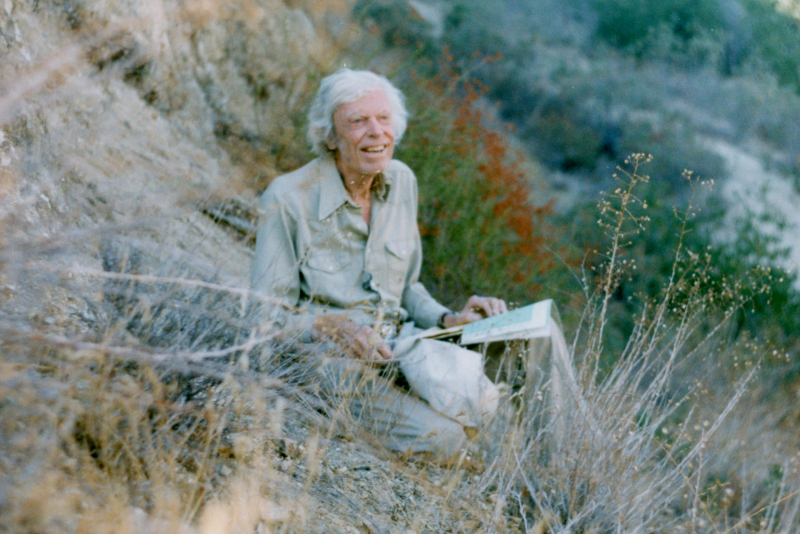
[460,299,553,345]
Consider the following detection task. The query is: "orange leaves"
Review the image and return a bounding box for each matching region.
[399,60,573,304]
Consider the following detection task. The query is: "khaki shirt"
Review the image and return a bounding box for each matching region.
[251,155,450,332]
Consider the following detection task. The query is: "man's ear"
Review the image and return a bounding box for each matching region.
[326,134,338,151]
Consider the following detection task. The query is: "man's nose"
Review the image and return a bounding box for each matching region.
[365,116,383,135]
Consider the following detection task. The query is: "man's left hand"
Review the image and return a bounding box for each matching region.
[442,295,508,329]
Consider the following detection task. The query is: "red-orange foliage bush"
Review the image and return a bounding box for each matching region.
[396,64,573,307]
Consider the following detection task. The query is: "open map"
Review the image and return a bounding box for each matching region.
[459,299,553,345]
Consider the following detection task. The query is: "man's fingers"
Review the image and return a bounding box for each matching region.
[312,319,394,362]
[463,295,509,321]
[374,342,393,361]
[365,328,393,361]
[497,299,508,314]
[465,296,486,317]
[352,324,393,362]
[352,327,373,358]
[489,298,507,316]
[468,296,495,317]
[470,300,487,314]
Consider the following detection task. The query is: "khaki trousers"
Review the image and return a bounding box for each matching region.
[315,354,469,461]
[314,320,580,463]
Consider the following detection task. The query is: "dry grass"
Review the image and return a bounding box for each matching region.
[421,156,800,534]
[4,147,799,533]
[2,1,800,533]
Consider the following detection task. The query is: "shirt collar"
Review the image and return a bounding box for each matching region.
[372,172,391,202]
[317,154,393,221]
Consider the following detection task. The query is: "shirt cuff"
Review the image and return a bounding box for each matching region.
[411,300,452,329]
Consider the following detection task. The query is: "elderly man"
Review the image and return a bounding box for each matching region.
[252,68,510,462]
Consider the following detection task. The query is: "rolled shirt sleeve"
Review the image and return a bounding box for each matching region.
[402,281,451,329]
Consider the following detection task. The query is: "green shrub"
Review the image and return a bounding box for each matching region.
[591,0,726,53]
[591,0,800,93]
[440,3,507,62]
[741,0,800,92]
[589,0,740,71]
[610,1,718,44]
[634,22,726,69]
[523,102,605,172]
[353,0,435,51]
[569,157,800,376]
[394,69,578,309]
[613,114,726,191]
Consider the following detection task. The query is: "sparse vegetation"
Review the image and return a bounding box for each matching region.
[359,0,800,372]
[2,0,800,533]
[4,151,799,532]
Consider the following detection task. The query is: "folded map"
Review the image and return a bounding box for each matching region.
[460,299,553,345]
[413,299,555,345]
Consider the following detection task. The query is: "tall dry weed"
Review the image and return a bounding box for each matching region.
[434,155,800,533]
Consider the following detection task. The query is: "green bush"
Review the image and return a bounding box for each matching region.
[440,3,507,62]
[591,0,726,54]
[523,102,605,172]
[741,0,800,92]
[591,0,800,93]
[569,157,800,375]
[394,70,578,309]
[353,0,435,52]
[613,114,726,191]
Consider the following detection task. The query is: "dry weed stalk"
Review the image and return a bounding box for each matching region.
[432,155,800,533]
[2,130,799,532]
[0,246,361,533]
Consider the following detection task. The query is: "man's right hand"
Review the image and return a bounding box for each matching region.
[441,295,509,328]
[310,315,393,363]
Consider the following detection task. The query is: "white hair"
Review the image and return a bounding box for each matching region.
[307,68,408,156]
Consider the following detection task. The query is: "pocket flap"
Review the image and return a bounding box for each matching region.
[385,239,413,259]
[305,251,349,273]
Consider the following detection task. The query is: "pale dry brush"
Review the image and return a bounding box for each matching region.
[0,2,363,530]
[0,234,325,530]
[433,156,800,533]
[0,218,497,533]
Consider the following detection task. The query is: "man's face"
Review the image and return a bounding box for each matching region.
[329,89,395,179]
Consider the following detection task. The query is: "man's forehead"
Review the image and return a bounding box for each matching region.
[336,89,392,116]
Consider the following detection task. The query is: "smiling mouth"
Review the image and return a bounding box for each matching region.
[362,145,387,153]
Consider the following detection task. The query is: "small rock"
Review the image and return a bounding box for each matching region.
[275,437,302,458]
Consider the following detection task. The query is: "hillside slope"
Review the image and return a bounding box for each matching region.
[3,2,800,533]
[0,0,324,328]
[3,2,557,533]
[0,2,487,532]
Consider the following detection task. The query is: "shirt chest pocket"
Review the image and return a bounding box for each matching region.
[303,250,353,295]
[380,239,414,297]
